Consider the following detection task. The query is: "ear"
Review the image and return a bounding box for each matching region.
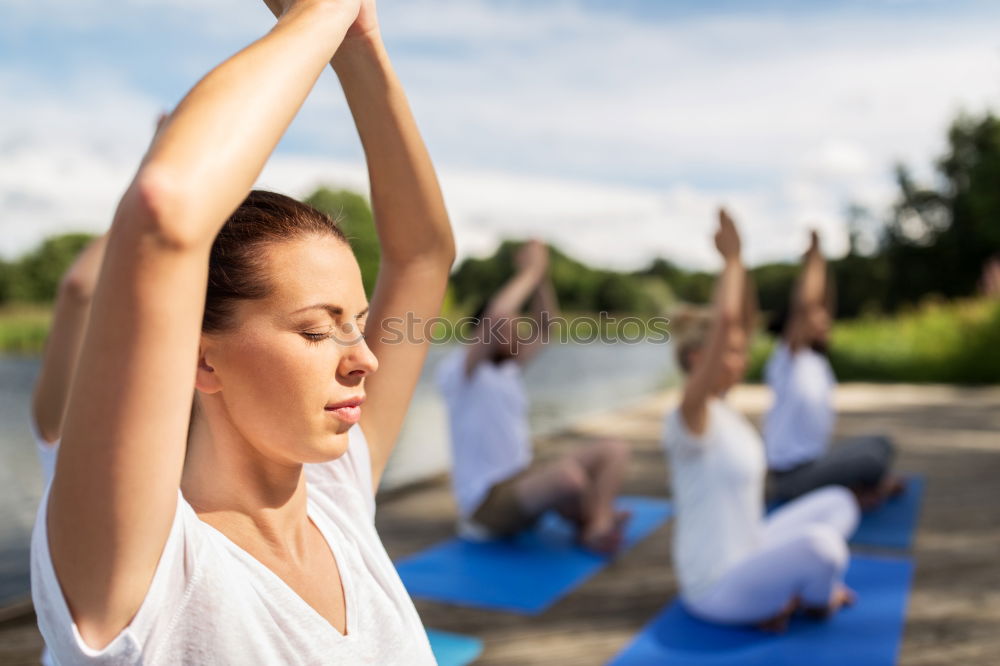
[195,336,223,395]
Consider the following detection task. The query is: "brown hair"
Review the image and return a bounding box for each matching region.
[672,306,713,373]
[202,189,348,332]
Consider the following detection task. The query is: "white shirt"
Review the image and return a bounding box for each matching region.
[28,416,58,489]
[763,342,836,471]
[663,399,766,602]
[29,418,58,666]
[436,348,532,518]
[31,426,435,665]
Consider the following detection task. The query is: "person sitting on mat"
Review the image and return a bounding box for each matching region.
[664,209,859,631]
[436,239,631,553]
[763,230,904,509]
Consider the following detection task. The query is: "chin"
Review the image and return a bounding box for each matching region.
[299,431,352,464]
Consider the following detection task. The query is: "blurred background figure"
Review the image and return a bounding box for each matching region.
[27,233,107,666]
[665,209,858,632]
[764,231,904,510]
[30,235,107,487]
[437,240,631,553]
[29,114,164,487]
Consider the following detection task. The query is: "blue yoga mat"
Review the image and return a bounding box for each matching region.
[851,475,924,549]
[768,475,925,550]
[396,495,673,614]
[426,629,483,666]
[609,554,914,666]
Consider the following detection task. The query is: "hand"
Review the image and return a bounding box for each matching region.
[515,239,549,273]
[346,0,379,40]
[714,208,741,262]
[261,0,359,21]
[805,229,822,258]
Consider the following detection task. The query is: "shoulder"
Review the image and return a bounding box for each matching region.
[664,405,709,457]
[32,489,205,662]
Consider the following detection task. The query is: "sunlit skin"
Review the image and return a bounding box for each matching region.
[687,327,749,396]
[178,235,378,638]
[188,235,377,478]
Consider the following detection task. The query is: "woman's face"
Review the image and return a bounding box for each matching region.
[198,234,378,465]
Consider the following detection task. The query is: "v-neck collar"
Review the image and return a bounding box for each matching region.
[192,493,357,642]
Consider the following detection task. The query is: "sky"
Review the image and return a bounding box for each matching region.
[1,0,999,270]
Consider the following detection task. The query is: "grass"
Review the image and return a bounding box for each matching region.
[0,305,52,355]
[748,297,1000,385]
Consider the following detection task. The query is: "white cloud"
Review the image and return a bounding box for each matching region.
[1,0,999,270]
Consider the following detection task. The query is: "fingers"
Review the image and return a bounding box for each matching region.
[718,207,733,228]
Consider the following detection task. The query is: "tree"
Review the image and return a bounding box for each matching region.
[4,233,97,303]
[304,188,380,296]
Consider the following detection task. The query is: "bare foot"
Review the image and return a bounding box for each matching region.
[803,584,856,619]
[857,476,908,511]
[755,597,798,633]
[582,510,632,555]
[884,476,907,499]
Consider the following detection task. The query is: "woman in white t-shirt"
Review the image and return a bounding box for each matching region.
[663,210,859,631]
[29,229,111,666]
[30,1,453,663]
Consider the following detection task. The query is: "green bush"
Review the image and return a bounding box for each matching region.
[747,298,1000,384]
[1,233,96,305]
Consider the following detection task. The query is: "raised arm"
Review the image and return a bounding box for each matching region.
[463,240,549,375]
[47,0,360,647]
[517,271,559,366]
[680,209,746,435]
[785,230,828,351]
[328,1,455,485]
[32,118,167,446]
[31,235,107,444]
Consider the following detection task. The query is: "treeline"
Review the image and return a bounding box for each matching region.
[3,111,998,320]
[454,111,1000,319]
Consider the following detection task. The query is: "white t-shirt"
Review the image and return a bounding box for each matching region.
[663,399,766,602]
[31,426,435,665]
[29,418,58,666]
[763,342,836,471]
[29,417,58,489]
[436,348,532,519]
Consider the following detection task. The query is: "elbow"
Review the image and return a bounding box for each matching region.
[124,166,204,251]
[438,229,457,269]
[58,272,97,303]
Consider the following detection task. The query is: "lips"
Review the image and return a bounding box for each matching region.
[325,396,365,424]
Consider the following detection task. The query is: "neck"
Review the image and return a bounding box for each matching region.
[182,396,311,553]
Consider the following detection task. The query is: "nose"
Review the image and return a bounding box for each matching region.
[340,334,379,378]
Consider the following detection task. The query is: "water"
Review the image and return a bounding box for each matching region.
[0,342,676,607]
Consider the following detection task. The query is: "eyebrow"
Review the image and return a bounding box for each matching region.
[291,304,370,318]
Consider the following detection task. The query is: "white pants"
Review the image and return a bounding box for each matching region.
[686,485,860,624]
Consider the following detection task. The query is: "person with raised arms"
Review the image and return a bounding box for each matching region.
[436,239,631,553]
[763,231,903,508]
[664,210,858,631]
[31,0,454,662]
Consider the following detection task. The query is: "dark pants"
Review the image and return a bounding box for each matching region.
[768,435,896,502]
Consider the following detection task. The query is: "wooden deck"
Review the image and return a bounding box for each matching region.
[3,384,999,665]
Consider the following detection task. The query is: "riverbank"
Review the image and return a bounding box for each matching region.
[2,383,999,664]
